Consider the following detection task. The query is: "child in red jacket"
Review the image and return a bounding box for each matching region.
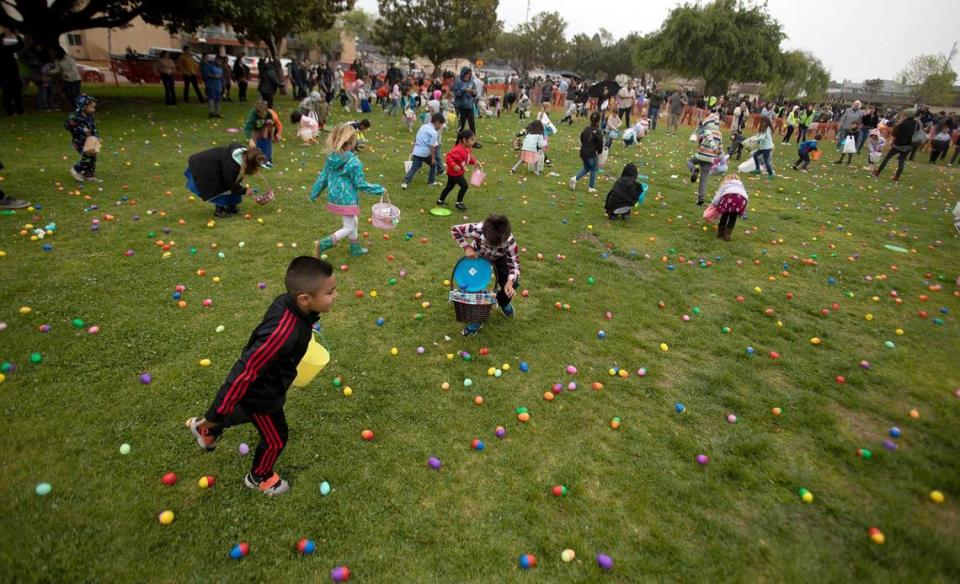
[437,130,481,211]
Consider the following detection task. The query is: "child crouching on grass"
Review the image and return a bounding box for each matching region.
[451,215,521,337]
[185,256,337,497]
[710,174,749,241]
[792,134,822,171]
[311,124,385,257]
[604,163,646,219]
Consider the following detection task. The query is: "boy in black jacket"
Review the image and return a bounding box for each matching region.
[185,257,338,496]
[605,163,646,219]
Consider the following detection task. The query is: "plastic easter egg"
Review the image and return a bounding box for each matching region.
[518,554,537,569]
[230,542,249,559]
[495,425,506,438]
[35,482,51,496]
[29,352,42,364]
[471,439,485,451]
[637,367,647,376]
[552,485,568,497]
[158,510,175,525]
[162,472,177,486]
[909,409,920,419]
[597,330,606,339]
[868,527,884,544]
[675,403,685,413]
[198,475,215,488]
[610,417,621,429]
[856,448,873,459]
[238,443,250,455]
[199,358,211,367]
[566,365,577,375]
[561,549,576,562]
[139,373,153,385]
[930,490,945,503]
[517,412,530,423]
[361,429,375,441]
[390,347,398,356]
[342,386,352,397]
[88,326,100,334]
[464,378,473,387]
[330,565,351,582]
[297,538,316,555]
[319,481,331,495]
[726,414,737,424]
[889,427,901,438]
[810,337,821,345]
[428,456,442,470]
[771,407,782,416]
[660,343,669,352]
[799,488,814,503]
[119,443,131,455]
[696,454,709,465]
[375,318,385,327]
[596,553,614,571]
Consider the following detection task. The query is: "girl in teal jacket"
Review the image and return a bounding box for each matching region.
[311,123,385,257]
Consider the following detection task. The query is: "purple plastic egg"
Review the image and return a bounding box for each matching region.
[696,454,710,465]
[427,456,441,470]
[596,553,614,571]
[238,443,250,455]
[139,373,152,385]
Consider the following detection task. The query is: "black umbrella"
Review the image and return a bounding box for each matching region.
[588,80,621,99]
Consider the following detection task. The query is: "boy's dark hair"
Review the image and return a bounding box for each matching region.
[456,129,474,143]
[527,120,544,135]
[431,113,445,125]
[482,215,512,247]
[359,119,371,129]
[814,134,823,141]
[291,111,303,123]
[285,256,333,296]
[590,112,601,126]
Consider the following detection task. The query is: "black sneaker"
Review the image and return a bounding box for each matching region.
[690,166,700,183]
[455,202,468,211]
[435,199,447,206]
[226,205,240,215]
[214,206,231,218]
[696,196,704,206]
[473,142,483,149]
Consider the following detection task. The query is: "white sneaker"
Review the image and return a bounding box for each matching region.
[400,182,408,190]
[245,472,289,496]
[568,177,576,190]
[588,187,597,194]
[70,168,85,182]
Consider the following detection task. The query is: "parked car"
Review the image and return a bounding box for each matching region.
[77,64,105,83]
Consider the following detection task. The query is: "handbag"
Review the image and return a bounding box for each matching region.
[737,158,757,173]
[403,156,413,174]
[82,135,101,155]
[842,135,857,154]
[597,149,609,167]
[912,121,928,145]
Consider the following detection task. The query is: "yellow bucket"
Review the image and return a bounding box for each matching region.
[293,335,330,387]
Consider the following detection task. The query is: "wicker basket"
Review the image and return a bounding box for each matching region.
[449,258,497,323]
[251,174,275,205]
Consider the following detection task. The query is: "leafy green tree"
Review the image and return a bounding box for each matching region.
[225,0,353,59]
[373,0,500,73]
[862,78,885,98]
[0,0,216,47]
[898,54,958,105]
[763,50,829,101]
[634,0,784,95]
[298,8,372,61]
[493,12,567,79]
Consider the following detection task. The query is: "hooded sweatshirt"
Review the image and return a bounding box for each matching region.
[64,94,98,148]
[605,163,645,214]
[309,150,385,216]
[453,67,476,111]
[693,113,723,162]
[445,142,478,177]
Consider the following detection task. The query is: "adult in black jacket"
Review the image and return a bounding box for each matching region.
[646,91,663,131]
[186,143,266,217]
[0,32,24,115]
[874,109,920,182]
[605,163,645,219]
[233,54,250,102]
[257,58,281,108]
[569,112,604,192]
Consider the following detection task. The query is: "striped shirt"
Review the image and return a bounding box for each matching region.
[451,222,521,282]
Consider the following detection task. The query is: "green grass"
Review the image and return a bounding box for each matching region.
[1,85,959,582]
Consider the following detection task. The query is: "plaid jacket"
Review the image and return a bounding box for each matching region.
[450,222,521,282]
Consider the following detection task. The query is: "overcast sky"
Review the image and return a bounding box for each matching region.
[354,0,960,81]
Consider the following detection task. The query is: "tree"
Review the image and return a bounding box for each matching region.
[373,0,500,74]
[634,0,784,95]
[898,54,958,105]
[762,50,829,101]
[298,8,372,61]
[493,11,567,79]
[226,0,354,59]
[862,78,885,98]
[0,0,213,47]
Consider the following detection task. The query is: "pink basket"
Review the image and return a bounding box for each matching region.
[251,174,274,205]
[469,169,486,187]
[703,204,720,223]
[371,193,400,229]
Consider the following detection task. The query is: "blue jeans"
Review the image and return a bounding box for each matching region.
[255,137,273,162]
[403,154,436,184]
[753,148,774,176]
[211,193,242,208]
[648,107,659,130]
[575,156,599,188]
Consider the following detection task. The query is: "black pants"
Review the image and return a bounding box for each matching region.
[797,125,808,142]
[836,153,853,164]
[782,125,795,143]
[182,74,204,102]
[161,74,176,105]
[929,145,948,164]
[457,107,475,135]
[1,78,23,115]
[237,80,248,101]
[619,107,632,127]
[63,80,81,108]
[207,404,288,480]
[793,152,810,169]
[951,145,960,165]
[877,146,910,178]
[718,212,737,232]
[492,255,517,308]
[260,91,275,109]
[908,142,919,161]
[438,174,468,202]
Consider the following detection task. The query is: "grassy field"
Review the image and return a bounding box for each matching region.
[1,85,958,583]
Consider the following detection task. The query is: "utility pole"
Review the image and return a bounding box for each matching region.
[945,41,957,73]
[526,0,531,24]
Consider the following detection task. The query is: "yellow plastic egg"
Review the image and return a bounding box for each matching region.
[390,347,398,356]
[660,343,669,352]
[369,290,378,298]
[342,386,352,397]
[158,510,175,525]
[199,358,211,367]
[19,306,31,314]
[865,314,874,321]
[502,364,510,371]
[895,328,904,335]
